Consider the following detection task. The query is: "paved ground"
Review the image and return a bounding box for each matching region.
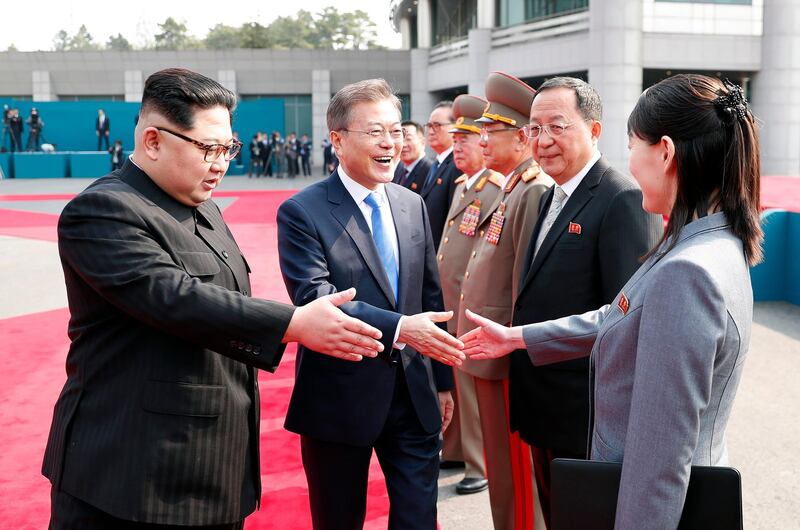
[2,175,798,529]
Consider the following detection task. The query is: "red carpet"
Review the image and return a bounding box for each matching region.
[0,189,390,529]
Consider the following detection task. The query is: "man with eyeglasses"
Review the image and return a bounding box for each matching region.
[508,76,663,527]
[392,120,432,192]
[277,78,465,530]
[43,68,386,530]
[453,71,553,530]
[422,101,462,251]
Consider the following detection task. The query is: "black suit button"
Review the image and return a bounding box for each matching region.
[253,347,261,356]
[243,290,249,296]
[229,340,237,348]
[222,250,229,259]
[245,344,253,352]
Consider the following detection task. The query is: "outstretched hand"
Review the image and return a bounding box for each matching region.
[283,288,384,361]
[459,309,524,360]
[398,311,465,366]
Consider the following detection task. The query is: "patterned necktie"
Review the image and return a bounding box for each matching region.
[363,192,399,301]
[533,186,568,259]
[423,159,440,191]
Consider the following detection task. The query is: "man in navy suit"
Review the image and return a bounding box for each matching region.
[392,120,431,193]
[277,79,466,530]
[421,102,461,250]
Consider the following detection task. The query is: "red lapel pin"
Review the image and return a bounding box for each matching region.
[568,222,582,235]
[411,183,418,190]
[618,293,629,315]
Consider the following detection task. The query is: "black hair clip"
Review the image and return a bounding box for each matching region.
[713,79,749,123]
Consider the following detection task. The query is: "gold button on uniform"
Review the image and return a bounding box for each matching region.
[460,293,464,301]
[449,220,455,227]
[444,237,449,244]
[471,251,477,258]
[480,230,485,237]
[438,254,443,261]
[460,193,465,199]
[465,271,470,278]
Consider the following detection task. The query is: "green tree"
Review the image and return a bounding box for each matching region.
[239,22,272,48]
[69,25,100,51]
[205,24,242,49]
[106,33,133,51]
[53,30,70,51]
[154,17,202,50]
[267,10,315,49]
[342,10,382,50]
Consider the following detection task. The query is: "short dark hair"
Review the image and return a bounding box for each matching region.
[402,120,423,135]
[535,76,602,121]
[628,74,762,265]
[140,68,237,130]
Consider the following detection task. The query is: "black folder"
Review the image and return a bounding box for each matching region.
[551,458,743,530]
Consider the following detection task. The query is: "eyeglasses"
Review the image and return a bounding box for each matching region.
[479,127,519,143]
[423,122,453,133]
[156,127,243,162]
[522,122,579,139]
[339,128,404,142]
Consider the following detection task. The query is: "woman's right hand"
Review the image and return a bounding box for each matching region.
[459,309,526,360]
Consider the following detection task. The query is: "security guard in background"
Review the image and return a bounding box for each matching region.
[437,94,503,495]
[460,72,553,529]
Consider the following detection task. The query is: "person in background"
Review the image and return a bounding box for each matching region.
[393,121,431,193]
[8,108,24,152]
[300,133,313,176]
[232,131,243,167]
[108,139,124,171]
[26,107,44,152]
[96,109,111,151]
[248,132,262,178]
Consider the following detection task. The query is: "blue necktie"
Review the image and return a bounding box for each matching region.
[423,159,440,191]
[364,192,399,302]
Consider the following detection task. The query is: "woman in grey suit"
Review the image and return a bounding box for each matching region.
[460,74,763,529]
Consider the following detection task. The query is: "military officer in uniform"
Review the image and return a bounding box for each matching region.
[459,72,553,530]
[436,94,504,495]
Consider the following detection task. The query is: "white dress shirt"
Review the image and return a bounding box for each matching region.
[337,166,405,346]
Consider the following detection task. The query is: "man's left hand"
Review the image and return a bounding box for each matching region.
[438,391,454,432]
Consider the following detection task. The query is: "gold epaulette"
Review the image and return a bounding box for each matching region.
[487,170,504,188]
[521,163,541,183]
[504,171,523,193]
[454,174,468,185]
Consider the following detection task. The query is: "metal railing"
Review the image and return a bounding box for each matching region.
[492,10,590,48]
[429,38,471,64]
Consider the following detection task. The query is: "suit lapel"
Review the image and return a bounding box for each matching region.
[519,158,606,295]
[195,202,251,292]
[328,174,397,308]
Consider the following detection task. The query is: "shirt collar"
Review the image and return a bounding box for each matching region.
[558,149,601,198]
[465,168,486,190]
[337,165,388,205]
[404,154,426,174]
[435,146,453,165]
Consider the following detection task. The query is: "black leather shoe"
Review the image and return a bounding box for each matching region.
[455,477,489,494]
[439,459,465,470]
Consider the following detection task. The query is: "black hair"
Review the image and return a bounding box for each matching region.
[140,68,237,129]
[627,74,762,265]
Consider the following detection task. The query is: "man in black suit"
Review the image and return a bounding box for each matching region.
[96,108,110,151]
[393,120,431,193]
[422,101,461,250]
[277,78,465,530]
[43,68,384,530]
[509,77,663,527]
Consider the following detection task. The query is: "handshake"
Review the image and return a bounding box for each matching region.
[283,288,466,366]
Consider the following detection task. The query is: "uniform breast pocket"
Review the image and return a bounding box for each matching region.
[176,250,220,278]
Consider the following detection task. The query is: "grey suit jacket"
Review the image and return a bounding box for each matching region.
[521,212,751,529]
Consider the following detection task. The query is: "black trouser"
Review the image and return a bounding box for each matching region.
[301,155,311,176]
[97,134,109,151]
[301,368,441,530]
[49,488,244,530]
[531,444,586,528]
